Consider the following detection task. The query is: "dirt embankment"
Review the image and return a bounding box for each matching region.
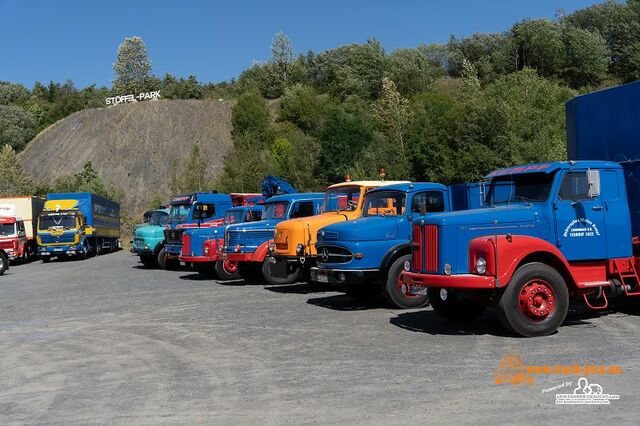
[20,99,234,215]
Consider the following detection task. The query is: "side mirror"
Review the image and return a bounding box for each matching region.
[193,202,204,220]
[587,170,600,198]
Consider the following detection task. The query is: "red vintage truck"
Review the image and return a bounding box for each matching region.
[0,197,45,271]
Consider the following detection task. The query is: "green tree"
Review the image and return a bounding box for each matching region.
[0,105,38,150]
[565,1,640,81]
[511,19,565,78]
[268,31,294,97]
[371,78,413,176]
[0,144,34,196]
[386,48,440,96]
[317,98,374,182]
[112,36,153,95]
[0,82,30,105]
[278,84,324,132]
[310,39,386,99]
[561,25,610,87]
[231,89,272,147]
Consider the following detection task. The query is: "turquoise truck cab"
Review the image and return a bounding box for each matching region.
[131,208,170,267]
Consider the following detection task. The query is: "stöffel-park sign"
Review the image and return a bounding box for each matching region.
[105,91,161,106]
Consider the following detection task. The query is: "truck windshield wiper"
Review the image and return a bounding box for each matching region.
[513,196,533,205]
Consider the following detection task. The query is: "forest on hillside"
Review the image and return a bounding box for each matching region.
[2,0,640,200]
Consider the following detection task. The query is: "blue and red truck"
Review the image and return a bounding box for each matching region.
[400,80,640,337]
[37,192,120,261]
[312,182,482,308]
[222,193,326,283]
[162,192,261,270]
[179,204,264,279]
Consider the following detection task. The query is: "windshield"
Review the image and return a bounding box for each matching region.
[485,172,555,205]
[322,186,361,212]
[143,211,152,223]
[169,204,190,223]
[224,210,245,224]
[263,201,290,219]
[39,214,77,230]
[149,211,169,226]
[363,191,406,216]
[0,223,16,237]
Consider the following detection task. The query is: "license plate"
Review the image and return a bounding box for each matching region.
[314,270,329,283]
[410,285,428,296]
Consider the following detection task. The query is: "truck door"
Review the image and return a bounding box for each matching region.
[554,169,607,261]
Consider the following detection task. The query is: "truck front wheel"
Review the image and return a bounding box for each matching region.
[262,260,301,285]
[497,262,569,337]
[0,251,7,275]
[215,260,240,280]
[384,254,429,309]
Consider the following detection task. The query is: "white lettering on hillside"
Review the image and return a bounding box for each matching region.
[105,91,161,106]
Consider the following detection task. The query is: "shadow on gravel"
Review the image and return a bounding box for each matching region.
[264,282,331,295]
[306,294,387,311]
[390,310,516,337]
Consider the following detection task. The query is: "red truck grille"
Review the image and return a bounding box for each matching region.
[425,225,438,272]
[412,225,423,271]
[182,233,191,256]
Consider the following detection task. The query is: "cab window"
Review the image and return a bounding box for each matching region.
[363,191,406,216]
[291,201,315,218]
[559,172,591,201]
[411,191,445,213]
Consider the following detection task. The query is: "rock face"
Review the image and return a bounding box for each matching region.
[20,99,234,214]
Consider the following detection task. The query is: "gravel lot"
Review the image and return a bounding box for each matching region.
[1,252,639,424]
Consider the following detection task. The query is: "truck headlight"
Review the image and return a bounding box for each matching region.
[268,242,275,252]
[403,260,411,271]
[476,257,487,274]
[204,245,209,255]
[296,243,304,254]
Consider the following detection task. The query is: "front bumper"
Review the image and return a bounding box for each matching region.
[39,244,83,256]
[179,253,219,263]
[400,271,496,293]
[267,255,316,278]
[310,266,380,285]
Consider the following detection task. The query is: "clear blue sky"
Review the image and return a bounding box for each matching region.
[0,0,603,89]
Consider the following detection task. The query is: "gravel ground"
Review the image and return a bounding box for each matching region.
[1,252,638,424]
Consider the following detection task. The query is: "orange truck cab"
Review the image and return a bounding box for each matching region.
[264,180,408,285]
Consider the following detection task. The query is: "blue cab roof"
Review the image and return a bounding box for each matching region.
[486,161,622,178]
[170,192,231,205]
[266,192,325,203]
[366,182,447,194]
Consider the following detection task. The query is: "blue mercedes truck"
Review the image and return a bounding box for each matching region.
[313,182,483,308]
[401,80,640,337]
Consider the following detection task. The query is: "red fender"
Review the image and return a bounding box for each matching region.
[469,235,575,286]
[250,239,273,262]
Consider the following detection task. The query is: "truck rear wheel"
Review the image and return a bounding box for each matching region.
[497,262,569,337]
[427,288,485,321]
[238,262,263,284]
[0,252,7,275]
[384,254,429,309]
[215,260,240,280]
